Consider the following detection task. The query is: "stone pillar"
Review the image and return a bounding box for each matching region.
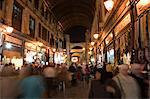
[4,0,14,26]
[85,30,90,65]
[65,34,70,66]
[22,8,29,34]
[129,0,136,63]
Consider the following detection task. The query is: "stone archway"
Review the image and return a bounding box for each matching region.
[70,43,85,50]
[70,43,86,64]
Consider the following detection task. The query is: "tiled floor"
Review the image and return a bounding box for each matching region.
[54,81,90,99]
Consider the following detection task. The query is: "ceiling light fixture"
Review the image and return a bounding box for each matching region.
[91,42,95,46]
[93,33,99,39]
[104,0,114,11]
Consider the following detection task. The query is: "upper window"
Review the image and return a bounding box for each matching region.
[56,40,58,49]
[45,9,49,20]
[29,16,35,38]
[0,0,4,10]
[41,3,44,16]
[34,0,39,9]
[63,39,66,49]
[42,26,47,41]
[38,23,41,38]
[50,34,54,46]
[12,1,23,31]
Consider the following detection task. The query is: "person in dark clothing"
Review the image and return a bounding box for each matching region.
[103,63,113,80]
[89,68,121,99]
[68,63,77,86]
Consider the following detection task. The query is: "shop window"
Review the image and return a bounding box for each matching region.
[45,9,49,20]
[34,0,39,9]
[63,39,66,49]
[29,16,35,38]
[41,3,44,16]
[0,0,4,10]
[12,1,23,31]
[38,23,41,38]
[42,26,47,41]
[49,14,52,24]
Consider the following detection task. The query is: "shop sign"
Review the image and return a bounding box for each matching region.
[25,42,36,51]
[114,13,131,36]
[71,57,78,63]
[136,0,150,16]
[5,35,22,45]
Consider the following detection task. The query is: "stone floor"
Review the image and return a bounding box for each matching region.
[53,81,90,99]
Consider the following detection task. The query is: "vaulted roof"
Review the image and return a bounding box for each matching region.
[47,0,96,31]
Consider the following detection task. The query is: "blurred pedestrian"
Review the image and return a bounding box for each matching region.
[85,65,90,84]
[130,63,149,99]
[43,64,58,97]
[0,61,4,72]
[89,68,118,98]
[0,64,19,99]
[68,63,77,86]
[113,64,140,99]
[18,66,46,99]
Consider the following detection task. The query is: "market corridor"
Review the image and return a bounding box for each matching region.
[0,0,150,99]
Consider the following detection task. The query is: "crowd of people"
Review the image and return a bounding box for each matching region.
[0,61,149,99]
[0,62,70,99]
[88,63,149,99]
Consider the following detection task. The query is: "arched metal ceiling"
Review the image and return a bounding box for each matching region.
[47,0,96,31]
[60,14,91,30]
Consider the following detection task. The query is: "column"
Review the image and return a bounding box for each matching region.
[129,0,136,63]
[65,34,70,66]
[4,0,14,26]
[85,30,90,65]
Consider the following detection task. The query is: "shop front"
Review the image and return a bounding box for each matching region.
[97,43,105,66]
[54,52,65,64]
[24,42,37,64]
[49,49,53,63]
[114,12,131,65]
[36,48,47,65]
[107,46,114,64]
[135,0,150,63]
[25,41,48,65]
[2,35,23,69]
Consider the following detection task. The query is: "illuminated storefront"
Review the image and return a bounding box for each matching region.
[37,48,47,65]
[107,49,114,64]
[24,41,48,65]
[24,42,37,64]
[134,0,150,63]
[114,12,131,65]
[2,35,23,69]
[49,49,53,63]
[54,52,65,64]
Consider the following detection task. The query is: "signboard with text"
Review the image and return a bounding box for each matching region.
[114,13,131,36]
